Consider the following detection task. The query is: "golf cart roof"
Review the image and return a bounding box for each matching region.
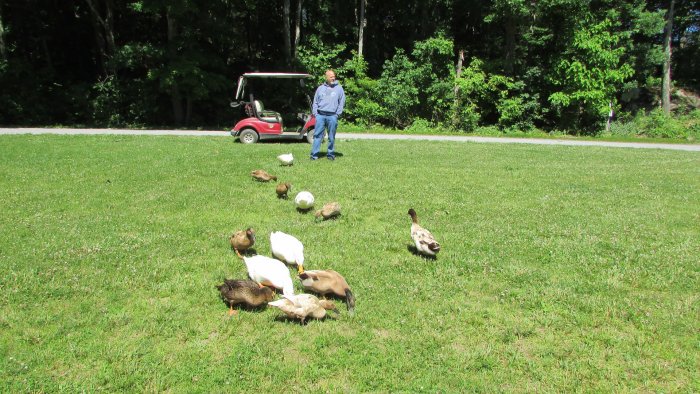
[235,72,312,100]
[242,72,312,78]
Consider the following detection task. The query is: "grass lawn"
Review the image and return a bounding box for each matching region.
[1,135,698,392]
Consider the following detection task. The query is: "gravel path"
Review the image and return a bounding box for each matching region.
[1,127,698,151]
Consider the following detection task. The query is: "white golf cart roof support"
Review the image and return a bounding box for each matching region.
[235,72,312,100]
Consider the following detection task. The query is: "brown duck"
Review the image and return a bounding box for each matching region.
[314,202,341,220]
[408,208,440,256]
[230,227,255,257]
[216,279,275,315]
[251,170,277,182]
[276,182,292,199]
[298,269,355,313]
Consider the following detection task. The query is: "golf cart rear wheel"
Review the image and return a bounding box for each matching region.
[239,129,259,144]
[305,129,326,144]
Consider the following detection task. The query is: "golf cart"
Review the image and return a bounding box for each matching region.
[229,72,317,144]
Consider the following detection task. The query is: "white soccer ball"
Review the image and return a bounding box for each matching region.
[294,191,315,209]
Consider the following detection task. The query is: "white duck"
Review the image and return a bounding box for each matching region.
[268,294,337,324]
[241,255,295,298]
[270,231,305,273]
[277,153,294,166]
[294,191,315,210]
[408,208,441,256]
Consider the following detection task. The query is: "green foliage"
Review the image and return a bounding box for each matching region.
[606,108,700,140]
[377,49,420,128]
[549,17,635,130]
[297,36,348,84]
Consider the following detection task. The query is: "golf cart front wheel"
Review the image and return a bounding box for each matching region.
[239,129,259,144]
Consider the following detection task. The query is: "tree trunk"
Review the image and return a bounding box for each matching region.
[358,0,365,57]
[293,0,303,59]
[85,0,116,75]
[282,0,292,66]
[0,6,7,62]
[167,9,184,126]
[662,0,675,115]
[504,14,515,75]
[452,49,465,127]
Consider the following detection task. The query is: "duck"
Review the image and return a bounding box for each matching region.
[408,208,441,256]
[298,270,355,312]
[314,202,341,220]
[277,153,294,166]
[216,279,275,315]
[276,182,292,199]
[294,191,315,210]
[241,255,295,298]
[251,169,277,182]
[270,231,305,273]
[230,227,255,257]
[268,294,338,324]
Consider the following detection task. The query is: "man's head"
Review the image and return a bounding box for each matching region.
[324,69,336,85]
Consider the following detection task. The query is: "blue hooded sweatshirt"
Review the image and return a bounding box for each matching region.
[312,82,345,117]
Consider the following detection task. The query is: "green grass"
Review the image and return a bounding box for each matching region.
[1,135,698,392]
[338,123,700,144]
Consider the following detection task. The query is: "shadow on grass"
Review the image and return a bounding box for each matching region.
[407,244,437,261]
[272,314,337,326]
[229,246,258,256]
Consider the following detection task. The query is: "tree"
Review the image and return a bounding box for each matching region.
[358,0,366,57]
[662,0,675,114]
[85,0,116,76]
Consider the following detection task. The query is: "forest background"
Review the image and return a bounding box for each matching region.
[0,0,698,139]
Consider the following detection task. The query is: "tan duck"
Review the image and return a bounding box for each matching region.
[408,208,440,256]
[251,169,277,182]
[216,279,275,315]
[276,182,292,199]
[298,270,355,312]
[314,202,341,220]
[268,294,338,324]
[230,227,255,257]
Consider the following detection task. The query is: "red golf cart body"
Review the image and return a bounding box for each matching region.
[230,72,316,144]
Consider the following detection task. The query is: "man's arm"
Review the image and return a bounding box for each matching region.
[312,86,321,116]
[337,87,345,116]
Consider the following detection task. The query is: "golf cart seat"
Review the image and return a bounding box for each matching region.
[254,100,282,123]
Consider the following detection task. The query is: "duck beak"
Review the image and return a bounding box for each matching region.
[297,265,304,274]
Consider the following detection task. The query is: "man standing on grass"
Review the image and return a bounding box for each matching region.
[310,69,345,161]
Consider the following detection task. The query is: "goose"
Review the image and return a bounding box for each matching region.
[277,153,294,166]
[276,182,292,199]
[408,208,441,256]
[314,202,341,220]
[294,191,315,210]
[216,279,275,315]
[298,270,355,312]
[251,170,277,182]
[268,294,338,324]
[230,228,255,257]
[270,231,305,273]
[241,255,295,298]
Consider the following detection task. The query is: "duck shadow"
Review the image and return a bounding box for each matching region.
[217,298,270,314]
[407,244,437,261]
[296,207,313,214]
[272,314,336,325]
[230,247,258,256]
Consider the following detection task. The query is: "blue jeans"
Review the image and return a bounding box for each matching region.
[310,114,338,159]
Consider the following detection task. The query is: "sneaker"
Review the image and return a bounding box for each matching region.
[310,156,318,160]
[327,156,335,161]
